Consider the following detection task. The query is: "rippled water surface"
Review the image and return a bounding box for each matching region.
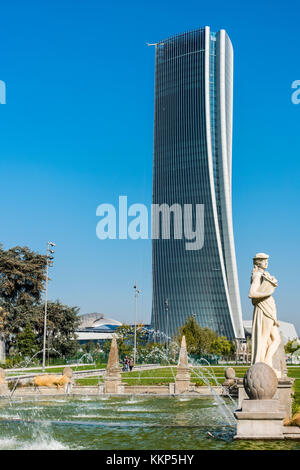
[0,396,299,450]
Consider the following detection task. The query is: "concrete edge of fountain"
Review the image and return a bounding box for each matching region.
[0,384,225,399]
[0,387,225,400]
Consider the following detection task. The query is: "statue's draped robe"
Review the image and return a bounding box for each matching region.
[249,271,277,364]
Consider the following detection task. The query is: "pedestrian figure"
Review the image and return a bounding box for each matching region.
[129,357,134,372]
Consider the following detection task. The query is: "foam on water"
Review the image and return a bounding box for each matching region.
[116,407,155,413]
[0,438,17,449]
[73,414,106,419]
[0,436,69,450]
[19,438,69,450]
[122,399,142,405]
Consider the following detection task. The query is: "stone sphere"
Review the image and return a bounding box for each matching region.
[225,367,235,380]
[62,367,73,378]
[243,363,278,400]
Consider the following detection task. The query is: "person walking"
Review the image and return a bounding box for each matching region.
[125,355,129,372]
[129,357,134,372]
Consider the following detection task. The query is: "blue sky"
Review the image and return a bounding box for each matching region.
[0,0,299,334]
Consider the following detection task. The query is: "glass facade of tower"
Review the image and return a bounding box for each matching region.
[151,27,244,340]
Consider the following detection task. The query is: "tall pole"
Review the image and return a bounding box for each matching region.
[133,282,141,365]
[42,246,49,372]
[165,299,169,352]
[42,241,55,372]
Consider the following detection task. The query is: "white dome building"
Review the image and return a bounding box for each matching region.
[76,313,122,345]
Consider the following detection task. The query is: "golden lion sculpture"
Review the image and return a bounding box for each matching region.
[33,373,71,391]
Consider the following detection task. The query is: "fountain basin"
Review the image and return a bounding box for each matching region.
[0,395,300,450]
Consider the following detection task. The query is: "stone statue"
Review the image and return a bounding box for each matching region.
[248,253,282,376]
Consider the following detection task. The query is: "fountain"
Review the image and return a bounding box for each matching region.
[0,300,299,448]
[0,339,300,448]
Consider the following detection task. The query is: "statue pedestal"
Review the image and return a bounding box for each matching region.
[276,378,294,422]
[175,373,190,394]
[104,376,122,394]
[237,378,294,422]
[234,399,285,440]
[0,383,9,397]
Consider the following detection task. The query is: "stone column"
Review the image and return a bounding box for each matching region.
[175,336,190,394]
[0,336,5,363]
[104,335,122,394]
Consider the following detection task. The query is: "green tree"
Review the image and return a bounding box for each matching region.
[0,306,8,340]
[15,323,38,358]
[0,244,47,352]
[102,324,148,361]
[0,244,80,359]
[197,327,218,355]
[115,323,148,359]
[102,339,112,357]
[177,316,203,354]
[285,339,300,354]
[177,316,233,357]
[210,336,232,356]
[81,341,96,354]
[177,316,218,355]
[43,301,80,357]
[0,244,47,306]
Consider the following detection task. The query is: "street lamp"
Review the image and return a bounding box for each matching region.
[164,299,169,351]
[133,282,141,365]
[42,241,56,372]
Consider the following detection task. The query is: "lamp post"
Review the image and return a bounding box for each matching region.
[133,282,141,365]
[164,299,169,352]
[42,241,55,372]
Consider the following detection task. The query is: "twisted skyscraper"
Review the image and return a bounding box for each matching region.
[151,26,244,340]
